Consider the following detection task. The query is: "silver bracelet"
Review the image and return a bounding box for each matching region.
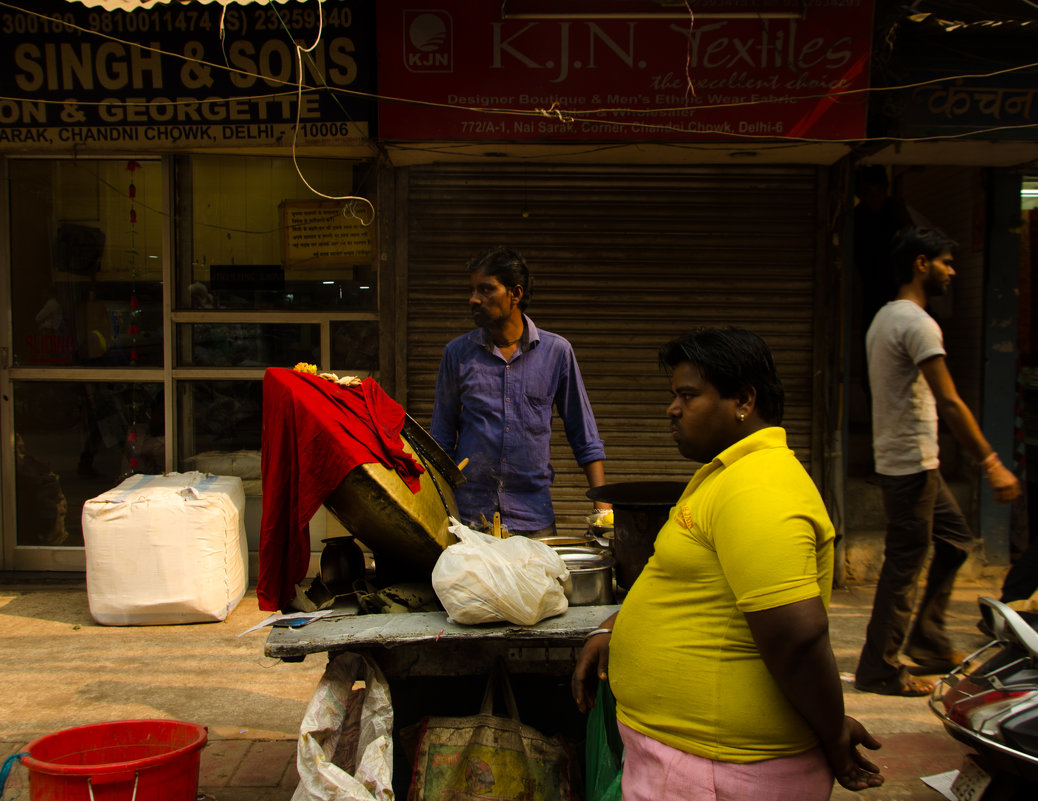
[585,627,613,640]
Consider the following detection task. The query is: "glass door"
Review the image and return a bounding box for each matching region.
[1,157,166,569]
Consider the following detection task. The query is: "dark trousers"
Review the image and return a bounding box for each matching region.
[1001,480,1038,603]
[855,470,974,685]
[1002,534,1038,603]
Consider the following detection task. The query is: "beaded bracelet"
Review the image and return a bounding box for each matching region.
[585,628,613,640]
[980,452,1001,474]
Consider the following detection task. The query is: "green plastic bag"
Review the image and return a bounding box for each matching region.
[585,682,623,801]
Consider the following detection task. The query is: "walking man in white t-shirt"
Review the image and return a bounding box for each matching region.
[854,226,1021,696]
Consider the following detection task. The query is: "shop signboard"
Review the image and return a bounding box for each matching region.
[901,76,1038,139]
[886,38,1038,141]
[0,0,374,151]
[376,0,874,141]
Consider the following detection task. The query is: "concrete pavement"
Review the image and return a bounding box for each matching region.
[0,575,324,801]
[829,582,987,801]
[0,570,1010,800]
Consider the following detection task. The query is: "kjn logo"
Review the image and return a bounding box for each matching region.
[404,10,453,73]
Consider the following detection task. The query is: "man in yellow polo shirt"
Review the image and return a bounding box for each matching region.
[572,328,882,800]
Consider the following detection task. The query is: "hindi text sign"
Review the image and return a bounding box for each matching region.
[280,200,373,271]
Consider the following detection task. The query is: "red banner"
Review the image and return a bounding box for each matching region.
[377,1,874,141]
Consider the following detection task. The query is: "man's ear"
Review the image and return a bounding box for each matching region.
[735,385,757,419]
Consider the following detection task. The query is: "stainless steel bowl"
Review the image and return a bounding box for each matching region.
[559,551,615,606]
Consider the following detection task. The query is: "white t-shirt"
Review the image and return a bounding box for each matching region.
[867,299,946,475]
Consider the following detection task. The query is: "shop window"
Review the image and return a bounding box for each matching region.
[176,322,320,368]
[4,152,380,559]
[177,377,261,473]
[332,320,379,373]
[9,159,163,368]
[13,381,164,547]
[178,154,376,313]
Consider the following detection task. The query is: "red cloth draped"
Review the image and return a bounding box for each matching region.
[257,369,424,611]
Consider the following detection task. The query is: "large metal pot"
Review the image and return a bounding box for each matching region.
[587,481,685,590]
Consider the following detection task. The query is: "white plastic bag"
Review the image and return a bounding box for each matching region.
[292,652,394,801]
[431,518,570,625]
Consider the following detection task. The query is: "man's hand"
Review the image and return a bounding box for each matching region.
[986,460,1021,504]
[571,631,611,713]
[822,716,884,791]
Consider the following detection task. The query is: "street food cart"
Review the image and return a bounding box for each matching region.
[258,367,627,795]
[257,367,691,797]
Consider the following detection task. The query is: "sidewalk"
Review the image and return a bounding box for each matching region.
[0,576,323,801]
[829,582,987,801]
[0,572,1007,800]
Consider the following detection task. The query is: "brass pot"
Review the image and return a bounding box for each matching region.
[533,535,606,549]
[323,415,465,582]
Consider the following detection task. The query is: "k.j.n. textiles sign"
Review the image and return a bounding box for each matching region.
[0,0,373,150]
[377,0,875,142]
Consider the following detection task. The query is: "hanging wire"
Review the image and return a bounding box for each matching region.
[272,0,375,225]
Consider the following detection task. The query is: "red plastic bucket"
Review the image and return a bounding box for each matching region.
[21,719,207,801]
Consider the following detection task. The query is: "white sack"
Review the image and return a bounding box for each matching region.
[431,518,570,626]
[82,471,247,625]
[292,652,394,801]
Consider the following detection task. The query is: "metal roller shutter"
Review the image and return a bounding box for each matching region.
[401,163,824,536]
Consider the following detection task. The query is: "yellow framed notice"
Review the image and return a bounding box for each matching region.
[280,200,374,270]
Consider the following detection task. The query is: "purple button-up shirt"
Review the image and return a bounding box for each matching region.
[430,315,606,531]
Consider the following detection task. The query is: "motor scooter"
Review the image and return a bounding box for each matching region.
[929,596,1038,801]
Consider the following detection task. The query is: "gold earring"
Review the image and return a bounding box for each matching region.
[739,413,746,422]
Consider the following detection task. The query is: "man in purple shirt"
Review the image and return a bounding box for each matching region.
[430,246,608,536]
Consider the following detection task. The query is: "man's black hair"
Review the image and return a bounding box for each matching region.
[659,327,785,424]
[890,226,958,287]
[466,246,533,311]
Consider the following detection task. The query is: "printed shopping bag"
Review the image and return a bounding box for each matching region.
[407,661,574,801]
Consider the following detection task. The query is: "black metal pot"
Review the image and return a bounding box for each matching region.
[586,481,685,590]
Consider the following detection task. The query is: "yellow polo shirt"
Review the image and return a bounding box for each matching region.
[609,427,835,762]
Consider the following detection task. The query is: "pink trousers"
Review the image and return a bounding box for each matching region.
[618,722,835,801]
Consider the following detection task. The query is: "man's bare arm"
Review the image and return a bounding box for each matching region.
[918,356,1020,502]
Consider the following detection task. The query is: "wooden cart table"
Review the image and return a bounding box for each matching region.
[265,604,621,677]
[266,605,621,796]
